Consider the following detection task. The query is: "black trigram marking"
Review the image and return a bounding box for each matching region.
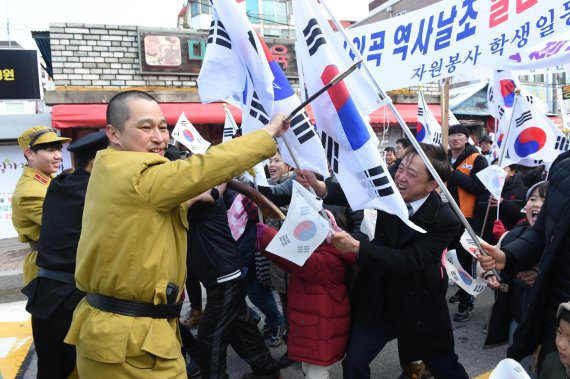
[223,125,234,139]
[525,94,535,104]
[249,91,269,124]
[299,205,311,217]
[515,110,532,128]
[279,235,291,246]
[303,18,327,56]
[248,31,258,53]
[555,136,570,151]
[488,87,495,103]
[364,165,394,197]
[417,106,425,117]
[432,131,442,145]
[533,159,544,165]
[497,104,505,118]
[208,20,231,49]
[320,131,339,174]
[297,246,310,254]
[290,111,317,144]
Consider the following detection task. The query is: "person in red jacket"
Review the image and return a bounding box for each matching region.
[256,211,356,379]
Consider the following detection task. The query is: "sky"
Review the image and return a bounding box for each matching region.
[0,0,370,49]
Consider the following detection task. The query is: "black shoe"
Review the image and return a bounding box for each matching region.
[277,351,295,368]
[454,305,474,322]
[448,290,461,304]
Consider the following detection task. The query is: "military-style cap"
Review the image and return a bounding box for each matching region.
[18,126,71,150]
[479,135,493,144]
[67,131,108,153]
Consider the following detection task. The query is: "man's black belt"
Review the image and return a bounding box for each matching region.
[38,268,75,285]
[86,293,182,319]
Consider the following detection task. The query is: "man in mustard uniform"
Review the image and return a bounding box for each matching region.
[65,90,287,378]
[11,126,71,285]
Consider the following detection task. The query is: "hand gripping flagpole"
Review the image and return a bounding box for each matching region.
[320,0,502,280]
[480,89,522,235]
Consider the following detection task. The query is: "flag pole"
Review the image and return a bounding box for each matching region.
[320,0,501,279]
[479,89,521,237]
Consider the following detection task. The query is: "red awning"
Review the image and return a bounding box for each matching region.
[51,103,243,129]
[53,102,436,130]
[306,103,440,125]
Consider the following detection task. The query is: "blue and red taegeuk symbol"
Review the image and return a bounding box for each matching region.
[183,129,195,142]
[497,133,504,147]
[261,39,295,101]
[457,267,473,285]
[293,220,317,241]
[321,65,370,151]
[514,127,546,157]
[416,121,426,142]
[499,79,516,108]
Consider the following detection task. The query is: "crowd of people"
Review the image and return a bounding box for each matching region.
[10,89,570,379]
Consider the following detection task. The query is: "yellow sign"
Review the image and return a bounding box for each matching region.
[562,85,570,100]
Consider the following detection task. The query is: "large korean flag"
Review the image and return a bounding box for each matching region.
[504,95,569,166]
[198,0,329,178]
[293,0,423,233]
[266,182,330,266]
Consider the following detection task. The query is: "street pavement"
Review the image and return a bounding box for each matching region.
[0,237,508,379]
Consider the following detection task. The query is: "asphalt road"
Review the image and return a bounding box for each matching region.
[13,283,509,379]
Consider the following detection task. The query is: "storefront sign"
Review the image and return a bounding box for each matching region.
[562,85,570,100]
[138,28,297,76]
[0,50,41,100]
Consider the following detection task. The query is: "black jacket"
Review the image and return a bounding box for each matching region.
[503,158,570,360]
[186,196,242,288]
[23,169,90,319]
[325,182,462,362]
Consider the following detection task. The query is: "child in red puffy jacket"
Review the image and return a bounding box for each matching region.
[256,211,356,379]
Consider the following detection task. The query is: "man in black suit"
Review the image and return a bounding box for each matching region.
[298,143,468,379]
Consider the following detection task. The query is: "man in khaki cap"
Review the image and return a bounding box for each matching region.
[12,126,71,285]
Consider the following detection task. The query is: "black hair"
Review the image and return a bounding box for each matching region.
[534,181,548,199]
[396,138,411,148]
[29,141,63,153]
[106,90,158,131]
[384,147,396,154]
[402,143,451,182]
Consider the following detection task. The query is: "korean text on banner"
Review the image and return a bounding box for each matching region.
[346,0,569,91]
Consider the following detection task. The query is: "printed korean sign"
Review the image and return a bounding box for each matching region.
[346,0,569,91]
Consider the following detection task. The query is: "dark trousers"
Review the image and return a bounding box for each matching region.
[197,277,279,379]
[32,306,76,379]
[342,319,468,379]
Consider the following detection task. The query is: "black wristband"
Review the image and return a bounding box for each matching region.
[210,188,220,200]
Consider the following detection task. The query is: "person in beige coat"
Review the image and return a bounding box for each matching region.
[11,126,70,285]
[64,90,289,379]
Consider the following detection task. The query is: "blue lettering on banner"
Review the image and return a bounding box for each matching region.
[511,22,530,48]
[562,1,570,25]
[456,0,478,41]
[429,58,443,78]
[411,15,435,56]
[490,34,509,56]
[463,45,481,65]
[445,53,461,73]
[536,9,555,38]
[367,31,385,66]
[434,6,458,51]
[343,36,366,61]
[393,23,412,60]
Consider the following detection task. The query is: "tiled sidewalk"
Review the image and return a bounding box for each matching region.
[0,238,28,275]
